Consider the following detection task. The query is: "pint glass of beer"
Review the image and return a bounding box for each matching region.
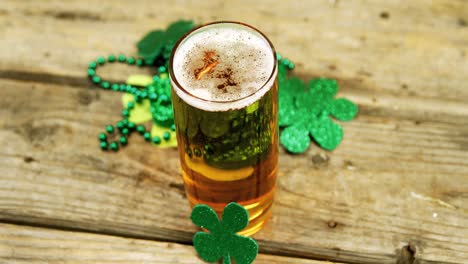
[169,21,278,235]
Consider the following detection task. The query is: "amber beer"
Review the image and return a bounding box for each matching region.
[169,22,278,235]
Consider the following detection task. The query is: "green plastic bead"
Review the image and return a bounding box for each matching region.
[98,133,107,141]
[87,68,95,76]
[92,76,101,84]
[101,81,110,89]
[136,59,144,66]
[97,56,106,65]
[119,136,128,145]
[116,121,125,130]
[111,83,119,91]
[159,94,169,104]
[276,53,282,60]
[120,84,127,92]
[149,93,158,101]
[143,132,151,141]
[147,85,156,93]
[127,122,136,130]
[123,85,132,92]
[108,55,116,62]
[118,54,126,62]
[123,85,132,93]
[109,142,119,151]
[135,94,143,103]
[287,61,295,69]
[89,61,97,69]
[106,125,114,133]
[158,66,167,73]
[100,141,108,150]
[170,124,176,131]
[163,131,171,141]
[127,102,135,109]
[129,87,138,94]
[121,128,129,135]
[152,75,160,82]
[127,57,135,64]
[137,125,146,134]
[122,109,130,118]
[152,136,161,144]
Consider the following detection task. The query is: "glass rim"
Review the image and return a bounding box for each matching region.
[169,21,277,106]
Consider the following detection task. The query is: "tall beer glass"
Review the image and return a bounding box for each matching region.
[169,21,278,235]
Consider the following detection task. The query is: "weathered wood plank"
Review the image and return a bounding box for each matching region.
[0,0,467,103]
[0,223,338,264]
[1,0,468,263]
[1,79,467,263]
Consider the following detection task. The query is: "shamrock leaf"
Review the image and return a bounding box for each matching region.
[308,111,343,150]
[277,60,358,153]
[136,20,195,64]
[328,98,358,121]
[279,77,306,126]
[221,202,249,233]
[193,232,223,262]
[228,234,258,264]
[308,78,338,97]
[280,125,310,154]
[137,30,165,64]
[281,77,305,96]
[191,204,220,231]
[165,20,196,45]
[191,203,259,264]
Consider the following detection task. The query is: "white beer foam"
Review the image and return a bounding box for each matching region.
[171,23,276,111]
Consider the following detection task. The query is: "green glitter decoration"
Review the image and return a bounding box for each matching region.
[191,203,258,264]
[89,20,358,155]
[278,56,358,153]
[137,20,195,65]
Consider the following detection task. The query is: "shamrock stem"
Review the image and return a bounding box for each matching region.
[223,253,231,264]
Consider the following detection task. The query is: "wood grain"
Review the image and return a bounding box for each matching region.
[0,0,467,102]
[0,223,338,264]
[0,0,467,263]
[1,78,467,264]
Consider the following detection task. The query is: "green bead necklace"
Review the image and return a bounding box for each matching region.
[87,54,174,151]
[88,51,296,152]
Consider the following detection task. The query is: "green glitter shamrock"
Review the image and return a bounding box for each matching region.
[191,203,258,264]
[278,60,358,153]
[137,20,195,64]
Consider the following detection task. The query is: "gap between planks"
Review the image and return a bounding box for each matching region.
[0,222,342,264]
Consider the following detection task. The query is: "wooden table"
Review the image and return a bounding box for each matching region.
[1,1,467,263]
